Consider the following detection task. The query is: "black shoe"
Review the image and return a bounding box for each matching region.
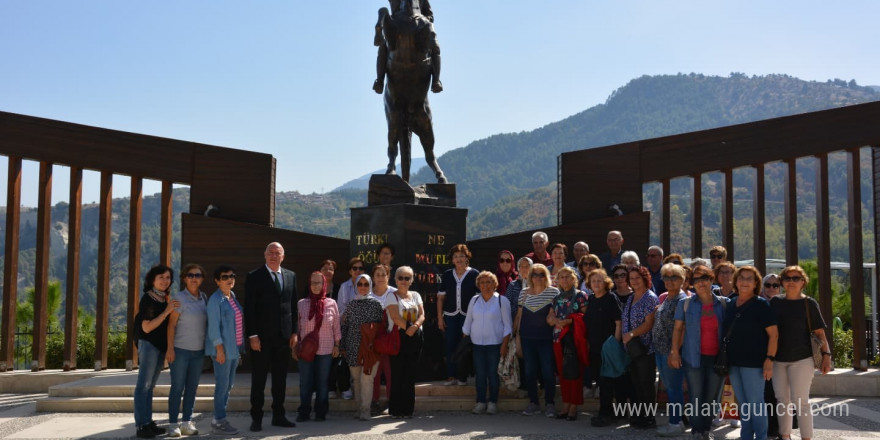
[296,414,310,423]
[555,413,569,420]
[249,420,262,432]
[271,417,296,428]
[147,421,166,435]
[136,426,156,439]
[566,414,578,421]
[590,415,610,427]
[315,415,326,422]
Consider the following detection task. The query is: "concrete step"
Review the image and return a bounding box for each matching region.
[36,395,596,414]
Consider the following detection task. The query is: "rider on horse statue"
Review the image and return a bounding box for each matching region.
[373,0,442,95]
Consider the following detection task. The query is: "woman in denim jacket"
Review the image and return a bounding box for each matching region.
[669,264,729,439]
[205,265,245,435]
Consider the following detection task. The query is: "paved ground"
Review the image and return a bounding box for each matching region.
[0,394,878,439]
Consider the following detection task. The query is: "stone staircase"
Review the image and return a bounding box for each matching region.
[35,370,592,414]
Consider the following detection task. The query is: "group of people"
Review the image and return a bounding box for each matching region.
[132,232,833,440]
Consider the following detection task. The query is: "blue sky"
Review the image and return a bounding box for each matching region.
[1,0,878,206]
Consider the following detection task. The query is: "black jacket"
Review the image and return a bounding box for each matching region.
[244,265,298,341]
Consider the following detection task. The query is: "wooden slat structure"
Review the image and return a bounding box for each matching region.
[559,101,880,369]
[62,167,82,371]
[0,157,21,371]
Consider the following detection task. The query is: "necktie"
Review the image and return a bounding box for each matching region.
[273,272,282,294]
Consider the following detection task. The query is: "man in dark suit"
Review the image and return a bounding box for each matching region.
[244,242,297,431]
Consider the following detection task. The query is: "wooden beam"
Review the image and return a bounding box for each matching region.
[661,179,671,253]
[94,172,112,370]
[847,148,867,369]
[753,164,767,276]
[63,167,82,370]
[816,153,834,357]
[160,181,172,266]
[784,159,799,265]
[31,161,53,371]
[691,174,702,257]
[722,169,734,261]
[126,177,143,370]
[0,157,22,372]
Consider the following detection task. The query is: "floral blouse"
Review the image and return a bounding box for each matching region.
[551,288,587,342]
[622,291,659,354]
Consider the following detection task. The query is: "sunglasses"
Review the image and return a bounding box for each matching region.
[351,266,365,272]
[185,273,204,279]
[499,258,513,264]
[356,282,370,287]
[582,262,599,268]
[693,275,712,283]
[219,274,236,281]
[781,276,803,283]
[397,276,412,281]
[764,283,780,289]
[670,261,682,265]
[709,254,723,259]
[661,275,682,282]
[530,273,547,278]
[612,273,627,279]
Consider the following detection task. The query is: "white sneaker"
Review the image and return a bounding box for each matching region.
[328,391,337,399]
[486,402,497,415]
[442,379,457,386]
[729,419,741,428]
[167,424,182,437]
[472,402,487,414]
[342,390,354,400]
[657,423,685,437]
[711,417,723,427]
[180,420,198,436]
[457,380,468,386]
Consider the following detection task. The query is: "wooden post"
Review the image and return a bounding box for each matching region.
[94,172,112,370]
[691,174,702,257]
[753,164,767,276]
[721,169,734,261]
[126,177,143,370]
[32,162,53,371]
[63,167,82,371]
[661,179,671,253]
[815,153,833,356]
[0,157,22,372]
[847,148,867,369]
[784,158,799,264]
[160,181,173,267]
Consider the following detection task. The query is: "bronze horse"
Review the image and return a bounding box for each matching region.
[374,0,447,184]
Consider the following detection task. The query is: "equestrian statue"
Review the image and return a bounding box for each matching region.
[373,0,448,184]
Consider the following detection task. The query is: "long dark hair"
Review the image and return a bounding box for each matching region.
[143,264,174,294]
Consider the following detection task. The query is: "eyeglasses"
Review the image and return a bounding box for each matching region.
[185,273,203,279]
[219,274,236,281]
[661,276,682,282]
[781,276,803,283]
[397,276,412,281]
[582,262,599,268]
[709,254,723,259]
[356,282,370,287]
[529,273,547,278]
[693,275,712,283]
[764,283,780,289]
[612,273,627,279]
[351,266,365,272]
[670,260,682,265]
[499,258,513,263]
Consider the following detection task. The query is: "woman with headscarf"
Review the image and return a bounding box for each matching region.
[340,274,385,420]
[495,250,517,301]
[294,271,341,422]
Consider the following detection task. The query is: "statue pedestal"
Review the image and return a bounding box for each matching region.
[368,174,456,207]
[350,199,466,381]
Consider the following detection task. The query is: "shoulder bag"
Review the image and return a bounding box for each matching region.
[804,299,824,369]
[374,294,401,355]
[714,298,754,377]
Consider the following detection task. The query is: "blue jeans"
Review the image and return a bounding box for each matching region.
[212,355,239,421]
[656,353,685,425]
[685,355,723,434]
[472,344,501,403]
[168,348,204,423]
[298,354,332,418]
[521,337,555,405]
[729,366,768,440]
[443,314,467,380]
[134,340,164,427]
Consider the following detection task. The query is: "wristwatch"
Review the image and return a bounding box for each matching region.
[822,351,831,357]
[628,332,634,338]
[765,355,776,361]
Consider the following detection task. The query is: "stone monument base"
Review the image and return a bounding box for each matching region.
[368,174,456,207]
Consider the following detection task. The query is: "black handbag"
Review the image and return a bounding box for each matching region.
[714,298,755,377]
[561,332,581,379]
